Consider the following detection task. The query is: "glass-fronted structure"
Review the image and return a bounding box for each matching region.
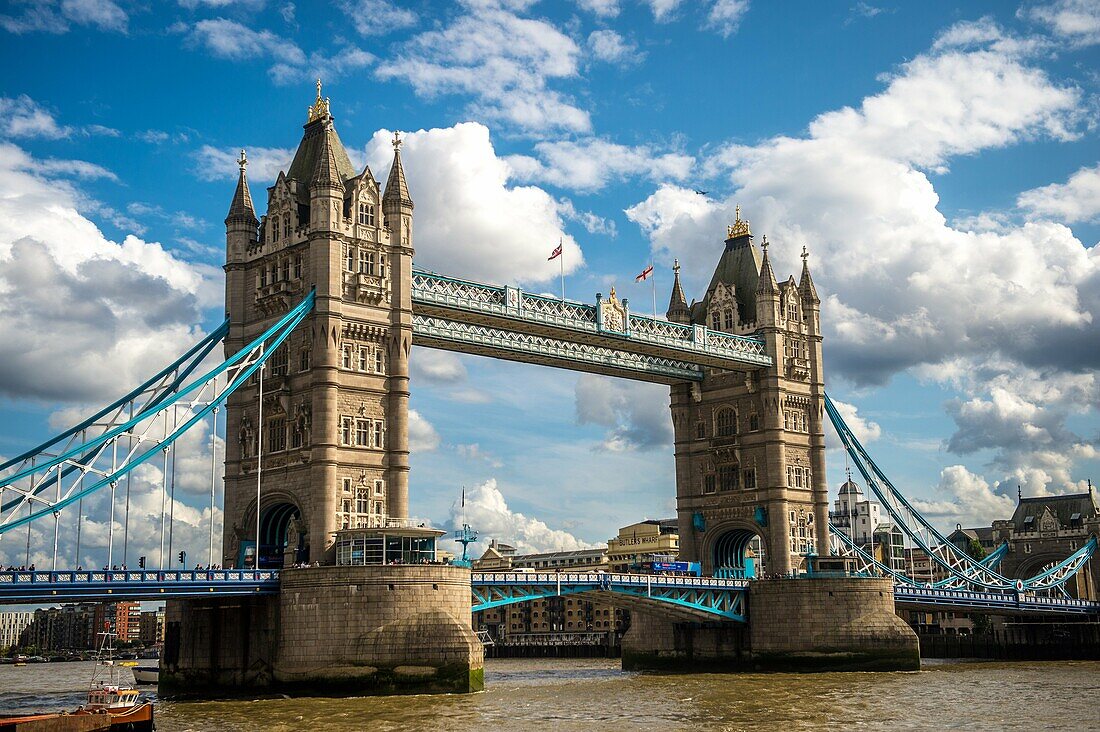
[335,526,446,566]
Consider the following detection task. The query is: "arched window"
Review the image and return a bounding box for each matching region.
[711,313,720,331]
[283,214,290,238]
[723,309,734,330]
[715,407,736,437]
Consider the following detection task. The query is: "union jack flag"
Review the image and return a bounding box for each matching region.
[548,243,563,261]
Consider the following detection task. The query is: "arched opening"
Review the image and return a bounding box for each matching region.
[712,528,767,579]
[258,501,303,568]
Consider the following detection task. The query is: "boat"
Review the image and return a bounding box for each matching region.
[74,630,155,730]
[131,666,159,685]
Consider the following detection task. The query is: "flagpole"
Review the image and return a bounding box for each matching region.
[559,236,565,302]
[651,262,657,320]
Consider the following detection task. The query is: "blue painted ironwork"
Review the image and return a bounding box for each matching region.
[471,572,748,621]
[413,314,706,382]
[825,392,1097,593]
[0,292,315,535]
[893,585,1100,616]
[411,268,771,370]
[0,569,280,604]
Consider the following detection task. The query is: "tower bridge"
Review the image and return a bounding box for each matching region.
[1,84,1097,694]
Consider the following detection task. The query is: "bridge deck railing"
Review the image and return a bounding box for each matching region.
[0,569,280,584]
[470,571,750,590]
[412,270,770,365]
[894,585,1099,610]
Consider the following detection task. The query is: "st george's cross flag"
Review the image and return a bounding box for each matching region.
[635,265,654,282]
[548,243,563,261]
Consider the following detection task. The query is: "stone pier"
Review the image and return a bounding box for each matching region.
[161,565,483,697]
[622,577,919,673]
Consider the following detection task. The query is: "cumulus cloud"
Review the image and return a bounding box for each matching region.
[1,0,128,34]
[911,465,1019,529]
[448,478,597,555]
[1022,0,1100,47]
[376,1,589,134]
[587,29,641,65]
[825,398,882,451]
[575,0,619,16]
[0,142,214,403]
[410,349,468,384]
[1017,162,1100,224]
[186,18,372,84]
[706,0,750,38]
[625,20,1098,494]
[364,123,583,285]
[339,0,418,35]
[575,374,672,451]
[644,0,684,22]
[0,96,118,140]
[507,138,694,193]
[408,409,440,452]
[192,144,294,183]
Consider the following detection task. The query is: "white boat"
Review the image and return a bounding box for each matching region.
[131,665,159,685]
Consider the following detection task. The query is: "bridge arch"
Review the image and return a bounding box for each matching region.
[704,521,767,579]
[1012,551,1096,599]
[239,492,306,569]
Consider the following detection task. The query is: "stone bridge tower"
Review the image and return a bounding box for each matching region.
[221,82,413,566]
[667,209,829,576]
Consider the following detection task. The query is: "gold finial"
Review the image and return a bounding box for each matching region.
[308,78,331,122]
[727,204,751,239]
[672,258,680,276]
[392,131,403,151]
[237,149,247,171]
[609,285,617,302]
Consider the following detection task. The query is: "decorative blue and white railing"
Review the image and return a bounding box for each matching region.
[0,569,281,603]
[412,269,771,368]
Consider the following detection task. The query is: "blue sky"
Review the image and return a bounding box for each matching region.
[0,0,1098,567]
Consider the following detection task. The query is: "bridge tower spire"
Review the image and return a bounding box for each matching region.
[666,259,691,324]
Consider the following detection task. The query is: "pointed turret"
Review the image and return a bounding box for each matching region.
[311,119,345,192]
[382,132,413,209]
[757,235,778,296]
[225,149,258,227]
[666,259,690,323]
[799,245,820,304]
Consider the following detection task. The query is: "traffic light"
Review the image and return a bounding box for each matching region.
[138,556,145,569]
[178,551,186,565]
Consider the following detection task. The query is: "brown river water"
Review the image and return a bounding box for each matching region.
[1,658,1098,731]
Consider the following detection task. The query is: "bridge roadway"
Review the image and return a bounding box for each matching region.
[410,268,772,383]
[3,570,1098,619]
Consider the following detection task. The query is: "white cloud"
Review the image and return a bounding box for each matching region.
[575,374,672,451]
[410,349,468,384]
[192,144,294,183]
[911,465,1017,529]
[587,29,640,65]
[1,0,127,34]
[706,0,749,38]
[507,138,694,193]
[376,1,589,134]
[364,123,584,285]
[0,96,72,139]
[340,0,418,35]
[825,398,881,451]
[1017,162,1100,224]
[186,18,372,84]
[409,409,440,452]
[0,142,214,403]
[179,0,267,8]
[645,0,684,22]
[1022,0,1100,47]
[575,0,619,17]
[448,478,597,555]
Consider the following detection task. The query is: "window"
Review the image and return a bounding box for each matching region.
[374,421,384,449]
[341,417,354,446]
[704,474,716,494]
[298,348,310,372]
[345,245,355,272]
[1024,543,1032,554]
[784,409,807,432]
[356,488,371,515]
[787,301,798,322]
[743,468,757,490]
[374,479,385,496]
[358,202,375,226]
[723,309,733,330]
[293,254,302,280]
[281,258,290,281]
[270,222,277,243]
[711,313,720,331]
[359,249,373,275]
[358,347,368,372]
[290,421,303,449]
[356,418,371,447]
[283,214,290,239]
[748,414,760,431]
[696,422,706,440]
[259,267,267,288]
[342,345,353,369]
[270,346,288,377]
[379,254,386,278]
[373,501,383,516]
[374,348,385,374]
[715,408,736,437]
[267,417,286,452]
[718,464,740,491]
[787,465,811,489]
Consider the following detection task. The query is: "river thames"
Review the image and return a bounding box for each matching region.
[1,658,1098,731]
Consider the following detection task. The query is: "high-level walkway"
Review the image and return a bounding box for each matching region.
[411,268,772,383]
